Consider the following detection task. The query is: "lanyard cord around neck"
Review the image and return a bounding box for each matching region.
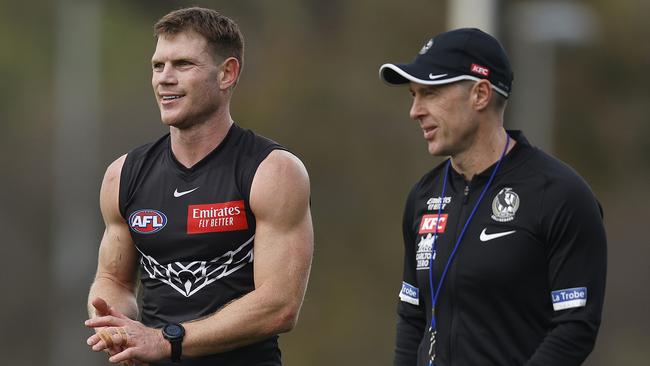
[427,133,510,366]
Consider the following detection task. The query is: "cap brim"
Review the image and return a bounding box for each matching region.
[379,63,457,86]
[379,63,509,97]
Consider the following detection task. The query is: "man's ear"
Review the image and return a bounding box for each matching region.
[218,57,241,90]
[471,79,492,111]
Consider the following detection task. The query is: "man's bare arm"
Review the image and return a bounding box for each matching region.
[87,154,140,320]
[181,149,314,356]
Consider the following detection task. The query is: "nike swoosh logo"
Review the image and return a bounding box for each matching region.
[479,228,516,242]
[173,187,199,198]
[429,73,448,80]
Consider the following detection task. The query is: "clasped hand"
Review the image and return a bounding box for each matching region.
[85,297,169,365]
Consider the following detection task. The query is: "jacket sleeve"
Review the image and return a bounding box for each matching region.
[525,175,607,366]
[394,187,426,366]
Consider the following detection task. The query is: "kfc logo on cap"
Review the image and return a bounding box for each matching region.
[471,63,490,77]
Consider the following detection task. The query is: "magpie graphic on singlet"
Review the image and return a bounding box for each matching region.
[137,235,254,297]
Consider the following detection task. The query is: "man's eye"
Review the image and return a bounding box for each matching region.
[152,63,164,71]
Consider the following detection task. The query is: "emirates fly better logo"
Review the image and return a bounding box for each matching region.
[187,200,249,234]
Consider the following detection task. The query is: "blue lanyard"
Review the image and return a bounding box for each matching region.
[427,134,510,366]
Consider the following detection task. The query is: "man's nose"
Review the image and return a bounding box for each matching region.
[409,97,424,121]
[156,64,177,84]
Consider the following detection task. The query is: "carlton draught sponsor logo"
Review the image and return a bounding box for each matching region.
[416,233,437,271]
[418,214,448,234]
[129,209,167,234]
[187,200,248,234]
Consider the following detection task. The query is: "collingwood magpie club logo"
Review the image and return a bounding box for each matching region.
[491,187,520,222]
[137,236,254,297]
[419,38,434,54]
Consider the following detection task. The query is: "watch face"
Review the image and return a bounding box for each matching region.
[165,324,183,338]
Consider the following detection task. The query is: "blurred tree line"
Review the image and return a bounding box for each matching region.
[0,0,648,364]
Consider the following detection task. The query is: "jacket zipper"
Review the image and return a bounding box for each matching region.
[463,184,470,204]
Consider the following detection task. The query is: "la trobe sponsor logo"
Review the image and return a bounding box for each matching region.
[129,209,168,234]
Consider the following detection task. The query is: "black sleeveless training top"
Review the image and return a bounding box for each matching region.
[119,123,285,365]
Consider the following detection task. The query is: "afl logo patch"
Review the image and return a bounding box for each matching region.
[491,188,519,222]
[129,209,167,234]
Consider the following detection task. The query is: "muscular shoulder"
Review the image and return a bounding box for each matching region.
[250,150,310,222]
[104,154,127,187]
[256,149,308,177]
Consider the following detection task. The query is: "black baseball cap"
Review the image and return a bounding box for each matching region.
[379,28,513,98]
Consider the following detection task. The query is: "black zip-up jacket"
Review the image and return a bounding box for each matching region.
[394,131,607,366]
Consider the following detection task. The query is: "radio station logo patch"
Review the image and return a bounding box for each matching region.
[491,187,520,222]
[129,209,167,234]
[187,200,248,234]
[551,287,587,311]
[419,214,448,234]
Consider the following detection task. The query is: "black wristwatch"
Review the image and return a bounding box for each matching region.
[162,323,185,363]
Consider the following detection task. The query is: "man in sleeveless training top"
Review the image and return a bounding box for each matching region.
[84,7,313,366]
[379,28,606,365]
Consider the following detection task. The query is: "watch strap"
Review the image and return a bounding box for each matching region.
[170,338,182,362]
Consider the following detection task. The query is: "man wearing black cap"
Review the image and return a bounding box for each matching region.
[380,28,606,366]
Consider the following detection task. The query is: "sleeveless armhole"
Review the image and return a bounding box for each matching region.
[241,144,290,203]
[118,135,169,220]
[118,152,136,220]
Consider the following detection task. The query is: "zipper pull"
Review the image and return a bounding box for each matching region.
[463,184,470,204]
